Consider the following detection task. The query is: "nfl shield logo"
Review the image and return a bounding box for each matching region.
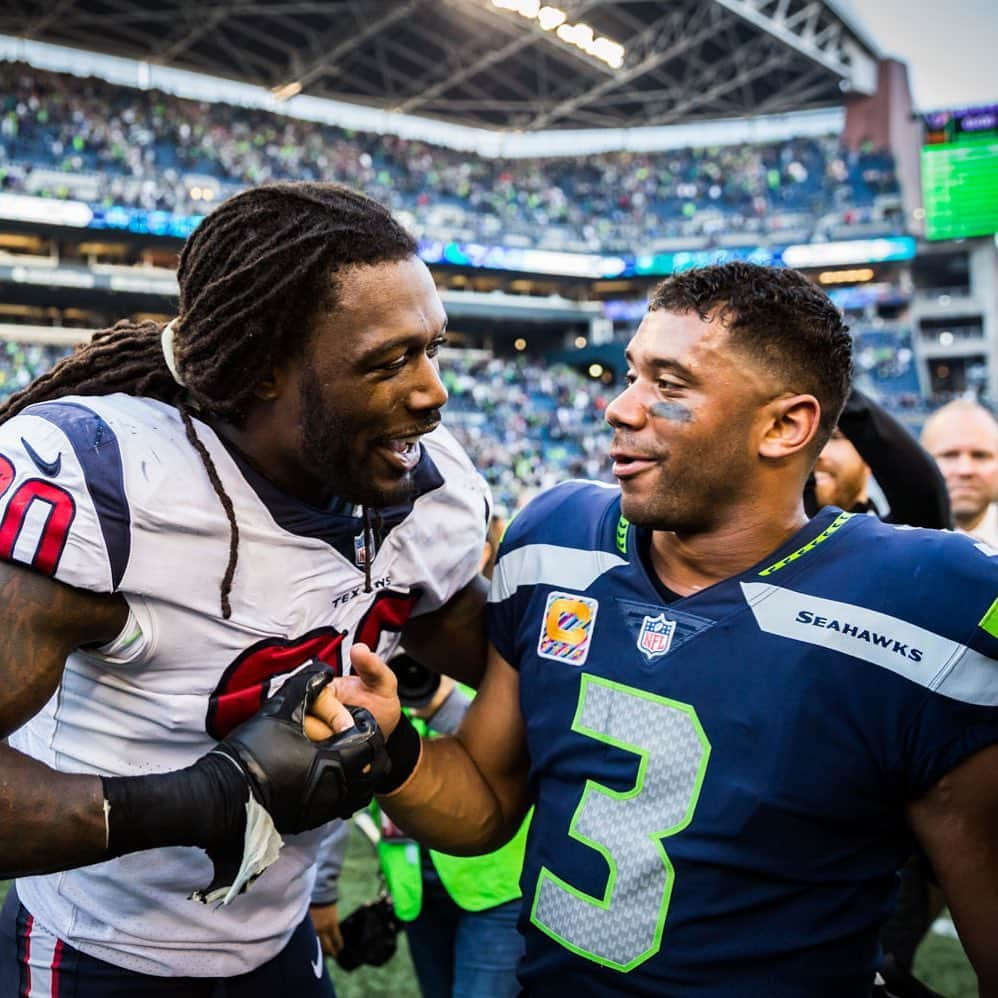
[354,532,369,567]
[637,613,676,660]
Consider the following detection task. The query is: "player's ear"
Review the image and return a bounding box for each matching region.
[253,361,293,402]
[758,393,821,460]
[254,375,278,401]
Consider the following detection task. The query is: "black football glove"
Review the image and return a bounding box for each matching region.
[214,661,388,833]
[102,661,389,903]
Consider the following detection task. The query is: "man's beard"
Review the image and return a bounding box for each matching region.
[621,439,747,535]
[298,366,416,508]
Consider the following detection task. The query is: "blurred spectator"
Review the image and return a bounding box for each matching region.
[373,676,527,998]
[813,429,871,511]
[810,388,950,529]
[440,355,615,517]
[0,341,71,394]
[920,399,998,546]
[0,62,904,254]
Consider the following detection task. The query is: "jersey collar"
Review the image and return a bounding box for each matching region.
[627,506,854,607]
[216,433,444,564]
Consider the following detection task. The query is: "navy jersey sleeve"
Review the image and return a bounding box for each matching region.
[0,401,131,592]
[486,499,533,667]
[486,481,623,668]
[898,533,998,798]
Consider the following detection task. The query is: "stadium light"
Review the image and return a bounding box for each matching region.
[271,81,302,101]
[817,268,875,285]
[537,6,566,30]
[490,0,624,69]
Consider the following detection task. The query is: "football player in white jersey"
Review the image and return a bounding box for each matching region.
[0,182,490,995]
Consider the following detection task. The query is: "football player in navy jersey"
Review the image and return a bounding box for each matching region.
[0,183,490,994]
[321,263,998,997]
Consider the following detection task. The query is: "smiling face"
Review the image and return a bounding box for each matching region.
[813,429,870,510]
[276,255,449,507]
[605,309,778,532]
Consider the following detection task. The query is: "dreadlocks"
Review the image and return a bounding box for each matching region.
[0,182,418,617]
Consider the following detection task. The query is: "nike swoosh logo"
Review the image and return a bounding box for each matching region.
[311,936,323,978]
[21,437,62,477]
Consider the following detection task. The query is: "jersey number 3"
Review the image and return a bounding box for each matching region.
[530,674,711,973]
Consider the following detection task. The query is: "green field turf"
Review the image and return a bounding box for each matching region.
[0,828,979,997]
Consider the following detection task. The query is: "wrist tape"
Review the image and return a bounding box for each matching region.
[102,753,246,858]
[374,712,422,796]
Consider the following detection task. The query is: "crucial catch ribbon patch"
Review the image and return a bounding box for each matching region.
[537,591,599,666]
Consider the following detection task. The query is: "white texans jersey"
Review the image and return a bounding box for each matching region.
[0,393,488,977]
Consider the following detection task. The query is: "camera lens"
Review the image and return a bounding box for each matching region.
[387,652,441,708]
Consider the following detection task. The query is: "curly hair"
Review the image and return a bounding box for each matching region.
[0,182,418,616]
[649,262,852,447]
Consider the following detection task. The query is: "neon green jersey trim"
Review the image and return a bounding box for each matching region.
[979,596,998,638]
[616,514,630,555]
[758,511,853,577]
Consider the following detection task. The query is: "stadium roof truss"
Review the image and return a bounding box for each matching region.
[1,0,879,129]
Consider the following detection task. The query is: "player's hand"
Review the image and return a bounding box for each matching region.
[216,662,388,834]
[105,661,390,905]
[197,663,389,903]
[310,644,402,741]
[311,903,344,959]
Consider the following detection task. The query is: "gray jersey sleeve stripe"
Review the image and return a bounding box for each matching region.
[931,646,998,706]
[740,582,998,706]
[489,544,627,603]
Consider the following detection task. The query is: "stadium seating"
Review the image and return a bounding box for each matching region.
[0,340,68,395]
[0,62,904,254]
[441,356,615,515]
[853,327,921,401]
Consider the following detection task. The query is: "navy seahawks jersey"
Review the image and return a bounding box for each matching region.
[486,481,998,997]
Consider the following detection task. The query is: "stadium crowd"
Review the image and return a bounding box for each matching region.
[441,355,615,515]
[0,340,69,395]
[0,62,903,253]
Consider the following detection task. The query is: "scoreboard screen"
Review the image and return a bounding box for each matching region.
[921,106,998,241]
